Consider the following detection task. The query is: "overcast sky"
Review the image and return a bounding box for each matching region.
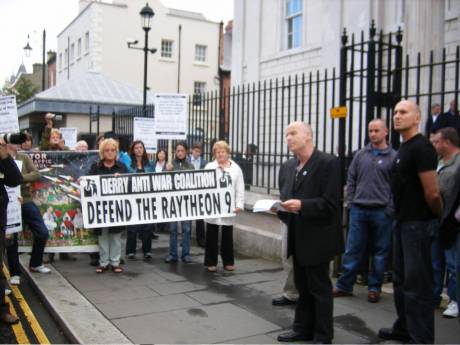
[0,0,233,85]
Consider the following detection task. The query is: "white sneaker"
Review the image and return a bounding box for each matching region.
[443,300,459,318]
[5,288,11,296]
[9,275,20,285]
[30,265,51,274]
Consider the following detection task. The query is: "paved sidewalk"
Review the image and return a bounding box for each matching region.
[23,233,460,344]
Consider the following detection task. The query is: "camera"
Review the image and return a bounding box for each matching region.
[1,133,27,145]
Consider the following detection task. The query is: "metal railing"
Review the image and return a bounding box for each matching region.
[112,27,460,195]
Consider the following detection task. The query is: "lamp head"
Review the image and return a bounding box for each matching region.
[24,35,32,57]
[140,3,155,30]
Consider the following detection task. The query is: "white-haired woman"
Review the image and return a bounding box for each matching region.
[88,138,128,273]
[204,141,245,272]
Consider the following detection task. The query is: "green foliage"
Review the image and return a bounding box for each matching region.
[14,78,39,104]
[1,77,39,103]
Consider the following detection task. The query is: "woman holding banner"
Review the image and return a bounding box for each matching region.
[204,141,245,272]
[124,140,155,260]
[88,138,128,273]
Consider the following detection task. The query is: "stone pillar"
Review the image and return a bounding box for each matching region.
[403,0,445,120]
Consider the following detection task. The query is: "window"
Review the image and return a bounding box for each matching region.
[70,43,75,62]
[59,53,62,70]
[64,48,68,66]
[84,31,90,52]
[193,81,206,105]
[77,38,82,57]
[286,0,303,49]
[195,44,207,63]
[161,39,173,58]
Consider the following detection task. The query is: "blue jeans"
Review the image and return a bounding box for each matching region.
[431,236,446,304]
[169,221,191,259]
[445,245,457,302]
[336,206,393,293]
[432,235,457,303]
[392,220,436,344]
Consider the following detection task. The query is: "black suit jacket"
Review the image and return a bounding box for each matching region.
[0,156,23,230]
[278,149,344,266]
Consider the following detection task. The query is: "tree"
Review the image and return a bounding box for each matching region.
[13,78,39,104]
[1,77,39,104]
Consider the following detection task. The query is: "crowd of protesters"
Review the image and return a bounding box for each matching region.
[2,100,460,343]
[3,113,245,280]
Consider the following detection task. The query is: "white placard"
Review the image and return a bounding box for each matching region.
[133,117,157,153]
[154,93,188,140]
[0,95,19,134]
[60,128,78,149]
[80,170,235,228]
[6,160,23,234]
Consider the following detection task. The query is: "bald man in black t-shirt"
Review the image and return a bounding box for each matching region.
[379,100,442,344]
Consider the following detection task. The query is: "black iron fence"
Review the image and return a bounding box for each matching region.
[112,25,460,195]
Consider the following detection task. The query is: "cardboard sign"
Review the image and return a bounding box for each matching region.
[133,117,157,153]
[154,93,188,140]
[0,95,19,134]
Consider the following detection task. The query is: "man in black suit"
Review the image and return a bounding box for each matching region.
[430,100,460,139]
[276,122,343,344]
[0,137,23,324]
[425,103,442,136]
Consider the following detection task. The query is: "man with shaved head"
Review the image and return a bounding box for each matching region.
[276,122,343,344]
[333,118,396,303]
[379,100,442,344]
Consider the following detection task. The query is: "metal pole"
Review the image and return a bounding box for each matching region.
[338,29,348,189]
[42,29,46,91]
[143,28,150,116]
[177,25,182,93]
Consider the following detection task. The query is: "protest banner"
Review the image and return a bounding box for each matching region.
[80,169,235,228]
[153,93,188,140]
[0,95,19,134]
[133,117,157,153]
[17,151,100,253]
[6,160,23,235]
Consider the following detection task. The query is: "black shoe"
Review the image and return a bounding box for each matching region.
[152,233,159,240]
[277,330,313,342]
[197,240,206,248]
[378,328,411,342]
[272,296,297,306]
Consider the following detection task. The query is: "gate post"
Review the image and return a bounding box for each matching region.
[391,27,404,149]
[338,28,348,188]
[365,21,377,142]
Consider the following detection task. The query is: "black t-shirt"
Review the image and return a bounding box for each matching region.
[392,134,438,221]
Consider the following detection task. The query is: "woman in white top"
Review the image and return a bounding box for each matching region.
[204,141,245,272]
[154,149,167,172]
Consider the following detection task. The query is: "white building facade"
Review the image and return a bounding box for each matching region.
[56,0,221,97]
[232,0,460,85]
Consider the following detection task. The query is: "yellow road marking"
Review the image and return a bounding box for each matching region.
[5,295,30,345]
[3,265,50,344]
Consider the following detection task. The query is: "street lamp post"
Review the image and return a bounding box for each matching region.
[24,29,46,91]
[128,3,157,116]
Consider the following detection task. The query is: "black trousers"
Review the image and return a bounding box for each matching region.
[7,232,47,276]
[125,224,153,255]
[204,223,234,266]
[195,219,206,244]
[392,221,435,344]
[0,229,8,314]
[293,258,333,343]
